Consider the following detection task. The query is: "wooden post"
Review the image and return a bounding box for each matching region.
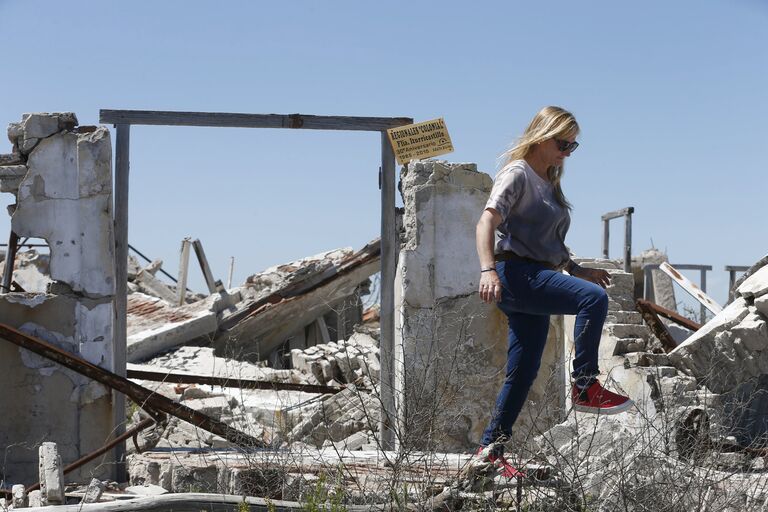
[227,256,235,289]
[624,211,632,273]
[112,123,130,481]
[1,231,19,292]
[176,238,191,306]
[379,132,396,451]
[699,268,707,324]
[602,219,609,259]
[191,239,217,294]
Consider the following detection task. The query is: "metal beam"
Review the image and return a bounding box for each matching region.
[100,110,413,132]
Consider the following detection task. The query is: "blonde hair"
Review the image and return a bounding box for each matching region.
[499,106,579,209]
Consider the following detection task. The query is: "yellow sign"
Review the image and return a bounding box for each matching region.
[386,118,454,165]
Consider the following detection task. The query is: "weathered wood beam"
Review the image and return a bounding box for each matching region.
[659,262,722,316]
[99,110,413,132]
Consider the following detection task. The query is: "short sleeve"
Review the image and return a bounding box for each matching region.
[485,166,526,220]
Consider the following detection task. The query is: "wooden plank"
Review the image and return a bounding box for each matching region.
[1,231,19,292]
[601,206,634,221]
[100,110,413,132]
[659,262,722,315]
[379,132,396,450]
[176,238,191,306]
[192,239,218,294]
[112,123,130,482]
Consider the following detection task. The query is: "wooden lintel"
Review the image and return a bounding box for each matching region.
[601,206,634,221]
[99,110,413,132]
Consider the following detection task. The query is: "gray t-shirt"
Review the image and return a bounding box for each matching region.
[485,159,570,267]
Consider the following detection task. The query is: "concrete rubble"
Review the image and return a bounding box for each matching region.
[1,112,768,510]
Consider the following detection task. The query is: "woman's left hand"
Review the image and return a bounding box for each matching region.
[573,267,611,288]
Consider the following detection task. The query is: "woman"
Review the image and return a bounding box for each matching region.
[475,106,632,475]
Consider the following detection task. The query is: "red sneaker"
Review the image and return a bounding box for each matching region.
[475,445,526,479]
[572,380,633,414]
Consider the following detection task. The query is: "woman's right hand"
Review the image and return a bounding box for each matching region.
[479,269,502,303]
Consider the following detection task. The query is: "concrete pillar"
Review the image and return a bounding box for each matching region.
[39,442,65,505]
[0,114,116,483]
[395,160,565,451]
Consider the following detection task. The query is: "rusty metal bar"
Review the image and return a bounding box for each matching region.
[27,417,158,492]
[126,368,363,394]
[636,298,702,332]
[0,323,265,448]
[635,299,683,352]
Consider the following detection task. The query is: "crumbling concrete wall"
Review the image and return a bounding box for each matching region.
[394,160,565,451]
[0,113,115,484]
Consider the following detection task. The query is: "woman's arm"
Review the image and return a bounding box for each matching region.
[476,208,503,303]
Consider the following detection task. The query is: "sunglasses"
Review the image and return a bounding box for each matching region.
[555,139,579,152]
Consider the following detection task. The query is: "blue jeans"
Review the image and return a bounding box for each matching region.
[480,260,608,446]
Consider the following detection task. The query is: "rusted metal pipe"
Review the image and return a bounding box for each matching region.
[27,417,157,492]
[636,298,702,332]
[0,323,265,449]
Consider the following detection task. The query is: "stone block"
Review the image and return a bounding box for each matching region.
[575,258,622,270]
[27,490,41,508]
[183,396,233,420]
[731,310,768,351]
[7,122,22,144]
[651,366,678,378]
[19,137,39,154]
[11,484,26,508]
[756,295,768,318]
[606,310,643,325]
[669,298,756,393]
[83,478,105,503]
[0,152,23,166]
[737,266,768,299]
[608,323,650,340]
[22,113,60,139]
[613,337,646,355]
[0,176,22,193]
[38,442,65,505]
[0,164,27,178]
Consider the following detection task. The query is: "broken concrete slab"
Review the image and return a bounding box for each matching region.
[126,293,217,362]
[736,264,768,300]
[216,240,379,362]
[82,478,106,504]
[669,297,754,392]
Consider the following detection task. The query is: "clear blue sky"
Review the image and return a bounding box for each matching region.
[0,0,766,307]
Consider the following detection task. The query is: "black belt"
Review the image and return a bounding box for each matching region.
[494,251,557,270]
